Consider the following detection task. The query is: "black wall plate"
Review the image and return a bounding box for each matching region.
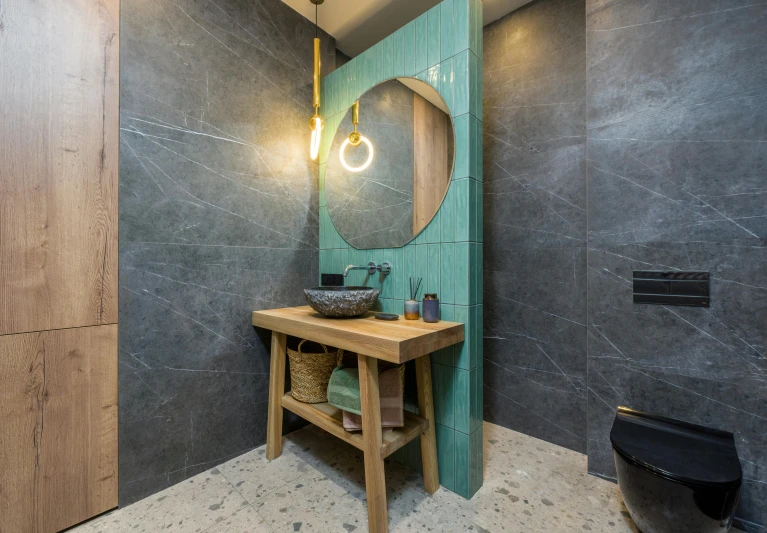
[633,271,710,307]
[321,273,344,286]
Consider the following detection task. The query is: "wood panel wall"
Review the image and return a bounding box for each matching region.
[0,0,119,531]
[412,93,451,235]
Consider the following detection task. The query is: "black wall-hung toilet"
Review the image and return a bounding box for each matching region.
[610,407,742,533]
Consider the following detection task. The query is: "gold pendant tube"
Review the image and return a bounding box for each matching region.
[313,37,321,109]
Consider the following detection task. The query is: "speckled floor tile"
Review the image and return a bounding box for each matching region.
[72,421,739,533]
[73,469,249,532]
[204,506,273,532]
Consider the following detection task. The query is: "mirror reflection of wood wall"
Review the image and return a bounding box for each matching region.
[413,94,451,235]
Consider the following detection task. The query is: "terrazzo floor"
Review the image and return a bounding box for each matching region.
[72,422,658,532]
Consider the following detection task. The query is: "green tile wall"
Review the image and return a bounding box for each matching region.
[318,0,483,499]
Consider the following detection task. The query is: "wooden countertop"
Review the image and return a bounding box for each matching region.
[252,305,464,363]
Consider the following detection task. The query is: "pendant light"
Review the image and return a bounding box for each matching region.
[309,0,324,160]
[339,100,374,173]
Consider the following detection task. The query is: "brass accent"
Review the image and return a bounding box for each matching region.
[310,0,324,4]
[351,99,359,125]
[312,37,321,110]
[348,100,362,146]
[308,113,324,130]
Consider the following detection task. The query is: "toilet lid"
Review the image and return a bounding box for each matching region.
[610,407,742,488]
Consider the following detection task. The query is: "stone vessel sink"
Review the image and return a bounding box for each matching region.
[304,286,380,318]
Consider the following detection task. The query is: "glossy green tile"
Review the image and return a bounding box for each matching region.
[383,37,394,80]
[454,0,469,54]
[454,304,470,369]
[391,247,404,301]
[432,304,455,366]
[469,51,481,119]
[470,364,482,433]
[435,423,455,492]
[454,367,470,434]
[415,244,428,300]
[404,245,416,300]
[426,63,440,91]
[468,243,477,304]
[424,208,440,243]
[471,114,482,180]
[392,28,405,77]
[432,362,453,428]
[468,179,477,242]
[415,15,428,74]
[441,183,456,242]
[453,52,470,116]
[427,244,441,295]
[470,0,482,59]
[427,6,440,68]
[440,0,454,61]
[454,178,470,241]
[403,21,416,76]
[470,304,482,368]
[319,249,331,276]
[440,243,455,305]
[331,248,344,274]
[454,242,470,305]
[453,114,470,180]
[362,47,374,94]
[454,430,470,498]
[475,181,483,245]
[469,425,483,496]
[439,55,455,114]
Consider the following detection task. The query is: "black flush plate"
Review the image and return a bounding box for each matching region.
[321,273,344,286]
[633,271,710,307]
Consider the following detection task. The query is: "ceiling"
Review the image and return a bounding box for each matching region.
[282,0,532,58]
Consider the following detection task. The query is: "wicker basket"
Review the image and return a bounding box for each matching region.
[288,340,342,403]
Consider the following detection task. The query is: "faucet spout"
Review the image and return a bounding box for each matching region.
[343,263,373,277]
[343,261,392,278]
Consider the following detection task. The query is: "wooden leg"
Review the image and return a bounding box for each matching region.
[358,354,388,533]
[266,331,287,460]
[415,354,440,494]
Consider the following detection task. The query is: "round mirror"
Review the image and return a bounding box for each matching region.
[325,77,454,249]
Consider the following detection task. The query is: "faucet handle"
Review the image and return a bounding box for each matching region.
[365,261,391,276]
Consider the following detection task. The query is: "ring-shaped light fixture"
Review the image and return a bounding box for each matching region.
[339,135,374,173]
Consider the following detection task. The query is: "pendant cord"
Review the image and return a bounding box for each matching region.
[315,2,318,38]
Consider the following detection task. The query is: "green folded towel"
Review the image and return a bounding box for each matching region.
[326,365,362,415]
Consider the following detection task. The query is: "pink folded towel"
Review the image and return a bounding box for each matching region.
[343,364,405,431]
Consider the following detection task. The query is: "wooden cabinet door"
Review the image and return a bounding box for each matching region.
[0,325,118,533]
[0,0,119,336]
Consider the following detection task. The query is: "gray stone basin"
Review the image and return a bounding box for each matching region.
[304,286,380,317]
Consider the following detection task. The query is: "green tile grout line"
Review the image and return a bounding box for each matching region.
[317,0,484,499]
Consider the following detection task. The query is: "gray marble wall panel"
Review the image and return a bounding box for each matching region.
[482,0,588,453]
[586,0,767,529]
[484,0,766,527]
[119,0,333,505]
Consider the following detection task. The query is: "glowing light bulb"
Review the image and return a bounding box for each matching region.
[309,116,322,160]
[339,135,374,173]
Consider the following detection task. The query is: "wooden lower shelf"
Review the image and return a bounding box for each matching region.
[281,392,428,458]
